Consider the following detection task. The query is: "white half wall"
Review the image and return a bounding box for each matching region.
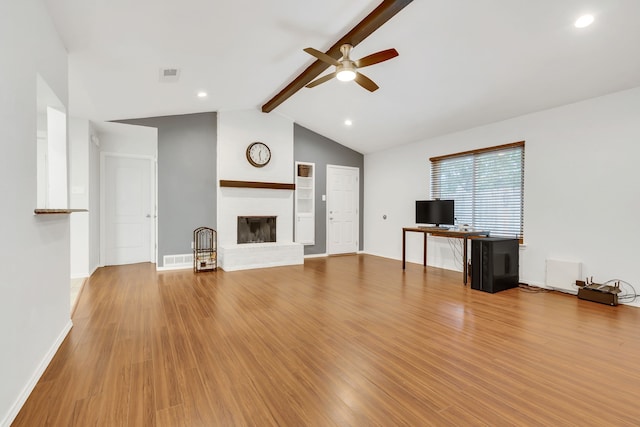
[364,87,640,306]
[0,1,71,425]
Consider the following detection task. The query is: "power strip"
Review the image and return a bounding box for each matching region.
[576,278,620,306]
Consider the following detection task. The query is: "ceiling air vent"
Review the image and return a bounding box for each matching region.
[159,67,180,82]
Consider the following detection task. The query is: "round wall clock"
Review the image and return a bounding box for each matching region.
[246,142,271,167]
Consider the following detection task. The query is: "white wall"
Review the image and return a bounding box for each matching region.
[69,118,101,278]
[365,87,640,306]
[46,107,68,208]
[69,118,90,278]
[97,123,158,157]
[0,1,72,425]
[88,123,101,274]
[217,110,295,247]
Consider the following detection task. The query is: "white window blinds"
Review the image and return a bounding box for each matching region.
[430,141,524,239]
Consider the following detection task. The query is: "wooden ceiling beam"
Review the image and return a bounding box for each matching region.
[261,0,413,113]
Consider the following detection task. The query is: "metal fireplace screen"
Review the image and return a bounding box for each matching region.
[193,227,217,272]
[237,216,276,244]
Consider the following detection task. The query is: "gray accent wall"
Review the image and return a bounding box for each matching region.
[118,113,217,266]
[294,124,364,255]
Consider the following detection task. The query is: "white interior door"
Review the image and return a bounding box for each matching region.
[103,154,155,265]
[327,165,359,255]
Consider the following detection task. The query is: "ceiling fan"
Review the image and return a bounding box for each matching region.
[261,0,413,112]
[303,44,398,92]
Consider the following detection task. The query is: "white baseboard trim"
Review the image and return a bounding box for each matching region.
[156,264,192,272]
[1,320,73,427]
[543,285,578,295]
[89,265,100,276]
[307,251,366,258]
[362,251,400,261]
[304,253,327,259]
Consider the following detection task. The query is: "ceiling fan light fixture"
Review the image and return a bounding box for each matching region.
[336,59,357,82]
[336,69,356,82]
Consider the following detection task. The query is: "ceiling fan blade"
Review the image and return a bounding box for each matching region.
[354,72,379,92]
[303,48,341,66]
[306,72,337,88]
[355,48,399,68]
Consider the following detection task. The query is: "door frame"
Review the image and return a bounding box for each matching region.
[100,152,157,266]
[326,164,360,255]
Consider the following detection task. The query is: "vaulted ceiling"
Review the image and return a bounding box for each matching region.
[44,0,640,154]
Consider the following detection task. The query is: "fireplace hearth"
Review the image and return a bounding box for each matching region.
[237,216,276,244]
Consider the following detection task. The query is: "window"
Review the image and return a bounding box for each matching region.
[430,141,524,240]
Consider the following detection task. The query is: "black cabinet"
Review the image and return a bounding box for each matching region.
[471,238,519,293]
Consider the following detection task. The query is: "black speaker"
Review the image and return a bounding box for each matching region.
[471,238,519,293]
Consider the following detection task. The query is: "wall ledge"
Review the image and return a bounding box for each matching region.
[34,209,88,215]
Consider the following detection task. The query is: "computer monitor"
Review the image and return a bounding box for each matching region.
[415,200,455,227]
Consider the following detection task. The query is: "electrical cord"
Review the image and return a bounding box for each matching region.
[447,238,464,270]
[603,279,638,303]
[518,283,550,293]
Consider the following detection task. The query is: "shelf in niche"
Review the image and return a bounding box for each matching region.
[34,208,88,215]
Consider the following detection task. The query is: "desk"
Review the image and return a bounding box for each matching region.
[402,227,490,284]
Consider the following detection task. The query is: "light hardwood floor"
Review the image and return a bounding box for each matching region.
[13,255,640,426]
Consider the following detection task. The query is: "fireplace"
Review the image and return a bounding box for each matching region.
[237,216,276,244]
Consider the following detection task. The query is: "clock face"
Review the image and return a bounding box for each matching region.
[246,142,271,167]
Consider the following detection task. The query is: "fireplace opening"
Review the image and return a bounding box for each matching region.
[237,216,276,244]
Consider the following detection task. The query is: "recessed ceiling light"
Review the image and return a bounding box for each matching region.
[574,14,594,28]
[197,91,208,98]
[344,119,353,126]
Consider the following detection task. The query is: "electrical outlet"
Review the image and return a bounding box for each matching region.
[191,241,194,249]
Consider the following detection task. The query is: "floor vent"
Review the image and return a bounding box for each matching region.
[162,253,193,270]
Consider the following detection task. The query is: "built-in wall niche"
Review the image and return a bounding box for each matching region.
[36,74,68,210]
[295,162,315,245]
